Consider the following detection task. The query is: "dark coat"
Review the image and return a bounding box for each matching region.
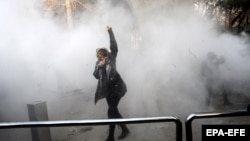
[93,28,127,104]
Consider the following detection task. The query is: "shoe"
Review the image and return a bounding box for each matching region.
[118,129,130,140]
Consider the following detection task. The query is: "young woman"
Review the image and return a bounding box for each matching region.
[93,26,129,141]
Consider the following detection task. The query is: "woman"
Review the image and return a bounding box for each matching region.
[93,26,130,141]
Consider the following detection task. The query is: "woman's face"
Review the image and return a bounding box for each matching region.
[97,54,107,62]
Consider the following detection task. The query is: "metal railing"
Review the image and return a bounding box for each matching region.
[185,109,250,141]
[0,116,182,141]
[4,108,250,141]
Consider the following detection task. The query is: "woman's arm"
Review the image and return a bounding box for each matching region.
[93,62,100,79]
[107,26,118,58]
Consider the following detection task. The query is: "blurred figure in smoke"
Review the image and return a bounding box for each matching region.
[201,51,230,106]
[93,26,130,141]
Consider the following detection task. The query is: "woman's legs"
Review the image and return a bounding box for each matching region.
[106,96,122,119]
[118,124,130,139]
[106,96,129,140]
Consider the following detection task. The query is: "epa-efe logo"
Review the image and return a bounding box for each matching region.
[202,125,250,141]
[206,128,245,136]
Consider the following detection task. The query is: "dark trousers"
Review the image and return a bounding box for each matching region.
[106,95,128,138]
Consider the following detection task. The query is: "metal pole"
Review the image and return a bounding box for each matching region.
[65,0,73,29]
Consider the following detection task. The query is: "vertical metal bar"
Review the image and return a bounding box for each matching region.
[185,114,195,141]
[174,118,182,141]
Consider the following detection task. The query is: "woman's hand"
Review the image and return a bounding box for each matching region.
[98,59,106,67]
[107,26,111,30]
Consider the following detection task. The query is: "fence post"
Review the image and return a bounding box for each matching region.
[27,101,52,141]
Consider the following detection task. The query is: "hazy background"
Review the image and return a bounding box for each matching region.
[0,0,250,140]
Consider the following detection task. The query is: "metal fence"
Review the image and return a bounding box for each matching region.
[2,109,250,141]
[0,116,182,141]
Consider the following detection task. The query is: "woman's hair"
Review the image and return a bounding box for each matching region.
[96,48,109,57]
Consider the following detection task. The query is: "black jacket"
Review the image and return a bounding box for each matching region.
[93,28,127,104]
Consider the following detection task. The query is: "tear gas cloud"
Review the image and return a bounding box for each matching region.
[0,0,250,124]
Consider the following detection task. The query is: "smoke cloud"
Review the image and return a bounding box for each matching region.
[0,0,250,140]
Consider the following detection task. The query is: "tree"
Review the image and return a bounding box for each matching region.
[217,0,250,32]
[195,0,250,33]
